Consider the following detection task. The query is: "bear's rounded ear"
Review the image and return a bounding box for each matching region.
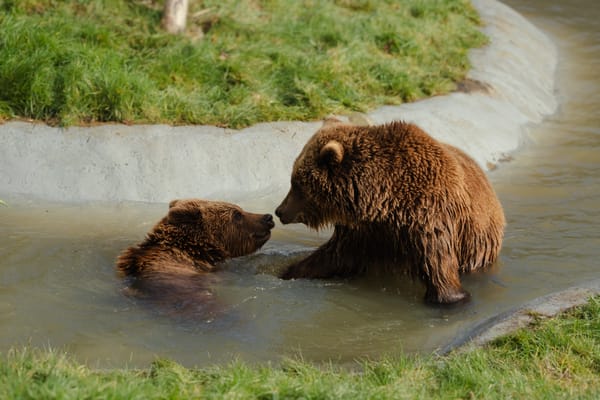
[322,117,343,128]
[319,140,344,165]
[167,204,202,225]
[168,199,180,209]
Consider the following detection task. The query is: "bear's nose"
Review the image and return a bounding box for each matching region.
[275,207,282,219]
[262,213,275,228]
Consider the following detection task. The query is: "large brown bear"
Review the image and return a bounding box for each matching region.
[116,198,274,316]
[275,119,505,304]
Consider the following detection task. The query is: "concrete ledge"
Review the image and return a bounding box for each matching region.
[0,0,557,203]
[441,279,600,354]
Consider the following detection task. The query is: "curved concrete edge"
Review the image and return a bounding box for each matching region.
[369,0,558,169]
[440,280,600,354]
[0,0,557,204]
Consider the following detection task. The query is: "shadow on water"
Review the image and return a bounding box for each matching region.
[1,0,599,368]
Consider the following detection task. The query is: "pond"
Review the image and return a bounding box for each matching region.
[1,0,599,368]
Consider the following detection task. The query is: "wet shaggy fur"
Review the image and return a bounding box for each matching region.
[275,119,505,304]
[116,198,274,316]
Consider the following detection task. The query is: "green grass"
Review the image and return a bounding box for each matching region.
[2,296,598,399]
[0,0,487,128]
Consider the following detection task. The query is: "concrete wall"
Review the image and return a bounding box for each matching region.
[0,0,557,204]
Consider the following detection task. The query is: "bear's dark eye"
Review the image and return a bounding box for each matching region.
[233,210,243,222]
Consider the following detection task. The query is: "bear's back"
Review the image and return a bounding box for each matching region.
[116,243,215,278]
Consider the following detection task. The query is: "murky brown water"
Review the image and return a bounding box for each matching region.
[1,0,599,368]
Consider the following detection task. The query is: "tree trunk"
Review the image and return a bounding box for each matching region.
[162,0,189,34]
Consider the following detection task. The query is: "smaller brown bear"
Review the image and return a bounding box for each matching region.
[275,118,505,304]
[116,198,274,316]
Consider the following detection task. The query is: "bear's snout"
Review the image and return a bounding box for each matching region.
[274,205,283,220]
[276,192,294,224]
[275,200,302,225]
[262,213,275,229]
[275,204,293,224]
[250,213,274,248]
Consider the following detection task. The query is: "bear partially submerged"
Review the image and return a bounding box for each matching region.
[275,119,505,304]
[116,198,274,315]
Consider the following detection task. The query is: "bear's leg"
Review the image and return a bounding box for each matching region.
[423,273,471,305]
[280,226,362,280]
[415,233,471,305]
[279,247,340,279]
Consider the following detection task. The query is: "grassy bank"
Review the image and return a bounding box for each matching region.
[1,296,598,399]
[0,0,486,128]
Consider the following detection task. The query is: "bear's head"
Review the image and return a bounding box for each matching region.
[276,118,367,230]
[153,199,274,261]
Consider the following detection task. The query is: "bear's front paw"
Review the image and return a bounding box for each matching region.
[425,287,471,305]
[278,261,318,280]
